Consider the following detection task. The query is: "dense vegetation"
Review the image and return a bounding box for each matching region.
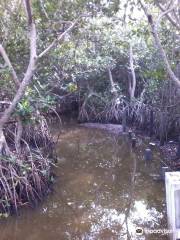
[0,0,179,214]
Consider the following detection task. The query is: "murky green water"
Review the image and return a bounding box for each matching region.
[0,121,167,240]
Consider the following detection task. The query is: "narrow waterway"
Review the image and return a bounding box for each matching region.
[0,120,167,240]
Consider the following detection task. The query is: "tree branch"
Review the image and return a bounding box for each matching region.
[0,44,20,87]
[24,0,33,25]
[38,18,80,59]
[156,2,179,30]
[139,0,180,89]
[156,1,180,31]
[0,0,37,129]
[0,101,11,105]
[39,0,49,20]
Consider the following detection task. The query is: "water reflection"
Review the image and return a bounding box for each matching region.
[79,200,164,239]
[0,124,167,240]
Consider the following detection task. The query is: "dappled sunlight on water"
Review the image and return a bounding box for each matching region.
[0,122,167,240]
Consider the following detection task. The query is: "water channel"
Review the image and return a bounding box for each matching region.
[0,120,167,240]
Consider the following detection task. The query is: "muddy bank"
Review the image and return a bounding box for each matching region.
[80,123,125,134]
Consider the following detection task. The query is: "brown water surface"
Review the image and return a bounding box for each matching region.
[0,121,167,240]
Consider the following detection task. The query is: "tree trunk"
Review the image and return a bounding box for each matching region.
[15,116,23,154]
[108,68,118,98]
[129,43,136,101]
[0,129,11,156]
